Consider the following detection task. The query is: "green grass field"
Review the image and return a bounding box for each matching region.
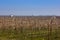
[0,27,60,40]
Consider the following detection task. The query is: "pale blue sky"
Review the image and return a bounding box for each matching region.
[0,0,60,16]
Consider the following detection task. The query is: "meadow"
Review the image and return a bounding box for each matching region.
[0,26,60,40]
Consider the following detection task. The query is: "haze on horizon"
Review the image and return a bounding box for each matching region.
[0,0,60,16]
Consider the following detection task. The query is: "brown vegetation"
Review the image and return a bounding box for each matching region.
[0,16,60,29]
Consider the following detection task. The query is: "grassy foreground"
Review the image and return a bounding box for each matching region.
[0,27,60,40]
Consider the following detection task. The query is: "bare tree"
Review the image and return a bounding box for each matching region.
[48,16,56,40]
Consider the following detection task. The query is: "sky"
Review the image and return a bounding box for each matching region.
[0,0,60,16]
